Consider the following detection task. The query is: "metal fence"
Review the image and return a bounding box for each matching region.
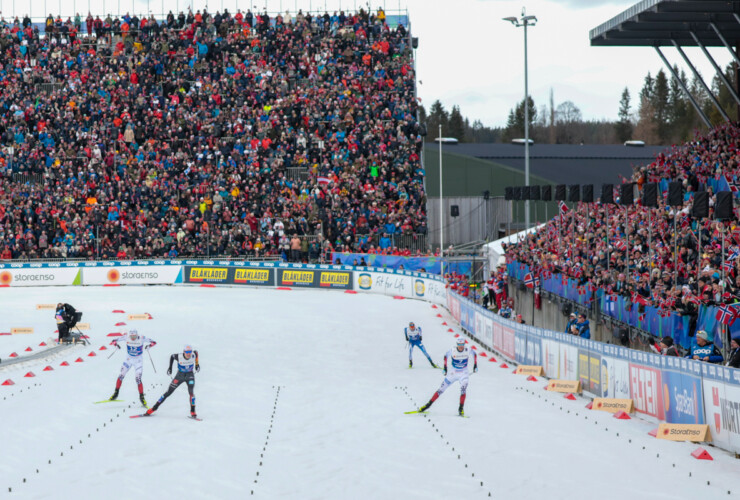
[285,166,310,183]
[11,172,45,184]
[359,233,428,253]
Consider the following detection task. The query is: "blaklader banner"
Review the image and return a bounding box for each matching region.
[277,268,353,290]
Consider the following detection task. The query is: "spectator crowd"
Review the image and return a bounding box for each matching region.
[506,123,740,355]
[0,8,426,262]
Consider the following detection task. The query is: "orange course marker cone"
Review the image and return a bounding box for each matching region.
[613,411,631,420]
[691,448,713,460]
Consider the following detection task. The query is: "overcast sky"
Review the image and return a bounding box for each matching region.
[13,0,735,127]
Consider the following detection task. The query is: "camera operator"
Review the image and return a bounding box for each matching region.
[56,303,82,343]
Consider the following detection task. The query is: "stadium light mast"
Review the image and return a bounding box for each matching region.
[504,8,537,230]
[438,124,444,278]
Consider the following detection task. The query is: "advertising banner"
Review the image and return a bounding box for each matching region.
[277,269,353,290]
[515,328,527,364]
[0,268,81,287]
[701,364,740,452]
[525,334,542,367]
[184,266,230,284]
[559,344,579,382]
[356,272,408,296]
[629,362,665,420]
[412,277,447,304]
[599,356,631,399]
[542,338,560,379]
[656,424,711,442]
[232,268,275,286]
[501,325,515,360]
[661,357,705,425]
[83,266,183,285]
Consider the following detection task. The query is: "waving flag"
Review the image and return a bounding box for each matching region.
[558,201,569,223]
[631,292,649,306]
[716,303,739,326]
[523,273,535,289]
[614,239,628,252]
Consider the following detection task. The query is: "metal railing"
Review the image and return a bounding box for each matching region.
[358,233,428,253]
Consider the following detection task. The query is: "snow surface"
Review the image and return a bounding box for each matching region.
[0,286,739,499]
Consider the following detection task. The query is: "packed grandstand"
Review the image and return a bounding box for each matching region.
[0,8,424,261]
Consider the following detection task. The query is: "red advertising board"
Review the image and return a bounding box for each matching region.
[629,363,665,420]
[502,326,516,360]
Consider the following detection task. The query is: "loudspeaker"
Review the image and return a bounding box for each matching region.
[513,186,522,201]
[620,183,634,206]
[668,182,683,207]
[568,184,580,203]
[451,205,460,217]
[692,191,709,218]
[530,185,541,200]
[521,186,531,200]
[505,187,513,201]
[642,183,658,208]
[601,184,614,204]
[555,184,566,201]
[715,191,734,220]
[412,37,418,49]
[483,190,490,200]
[541,185,552,201]
[582,185,594,203]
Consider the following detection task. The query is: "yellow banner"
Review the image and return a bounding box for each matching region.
[75,323,91,330]
[515,365,544,376]
[11,327,34,334]
[656,424,711,442]
[591,398,634,413]
[36,304,57,310]
[128,314,151,320]
[546,380,582,393]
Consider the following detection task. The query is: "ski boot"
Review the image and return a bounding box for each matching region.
[146,402,160,415]
[109,389,119,401]
[409,360,413,368]
[429,359,439,369]
[458,405,465,417]
[419,401,432,412]
[191,410,198,418]
[139,393,148,408]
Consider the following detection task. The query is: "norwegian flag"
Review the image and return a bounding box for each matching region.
[638,313,646,322]
[577,286,586,296]
[686,295,701,306]
[534,276,541,289]
[723,261,735,275]
[558,201,569,222]
[716,303,740,326]
[726,175,740,194]
[631,292,649,306]
[523,273,535,289]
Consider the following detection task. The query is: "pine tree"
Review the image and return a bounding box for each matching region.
[652,70,670,143]
[615,87,632,143]
[426,100,449,138]
[448,105,466,140]
[504,96,537,141]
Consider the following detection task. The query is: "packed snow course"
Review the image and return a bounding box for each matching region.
[0,286,738,499]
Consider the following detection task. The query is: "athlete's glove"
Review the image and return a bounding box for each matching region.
[443,367,447,376]
[115,343,121,349]
[196,364,200,372]
[405,336,409,342]
[474,364,478,373]
[166,367,172,376]
[146,341,157,349]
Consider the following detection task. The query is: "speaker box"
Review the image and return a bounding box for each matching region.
[555,184,567,201]
[530,185,541,201]
[568,185,581,203]
[513,187,522,201]
[668,182,683,207]
[451,205,460,217]
[692,191,709,218]
[521,186,531,200]
[715,191,733,220]
[620,183,634,206]
[541,185,552,201]
[505,187,513,201]
[642,182,658,208]
[601,184,614,204]
[412,37,419,49]
[582,185,594,203]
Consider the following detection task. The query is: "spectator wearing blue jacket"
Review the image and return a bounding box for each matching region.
[686,330,724,364]
[575,313,590,339]
[565,312,578,334]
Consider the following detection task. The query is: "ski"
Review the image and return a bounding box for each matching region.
[189,416,203,421]
[404,410,429,415]
[94,399,125,404]
[130,413,152,419]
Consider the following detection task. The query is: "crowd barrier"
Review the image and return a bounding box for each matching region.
[447,290,740,454]
[0,260,448,304]
[506,262,740,349]
[331,252,472,275]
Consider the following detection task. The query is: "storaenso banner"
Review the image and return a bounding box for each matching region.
[183,266,275,286]
[277,269,353,290]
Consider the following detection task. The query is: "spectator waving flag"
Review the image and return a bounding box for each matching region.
[716,303,740,326]
[729,246,740,261]
[317,176,331,185]
[558,201,569,222]
[722,261,735,276]
[523,273,535,289]
[631,291,649,306]
[614,239,628,252]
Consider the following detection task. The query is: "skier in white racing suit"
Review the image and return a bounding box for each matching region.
[418,337,477,416]
[108,329,156,407]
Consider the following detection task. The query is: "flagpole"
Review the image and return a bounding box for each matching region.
[673,213,678,291]
[697,219,702,288]
[606,203,610,273]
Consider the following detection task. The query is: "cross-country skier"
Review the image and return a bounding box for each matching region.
[405,322,438,368]
[146,345,200,418]
[108,329,156,407]
[418,337,477,416]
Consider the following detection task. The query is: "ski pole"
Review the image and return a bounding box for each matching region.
[74,326,90,345]
[147,348,157,373]
[107,347,119,359]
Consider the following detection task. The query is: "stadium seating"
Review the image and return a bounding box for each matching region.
[0,9,424,262]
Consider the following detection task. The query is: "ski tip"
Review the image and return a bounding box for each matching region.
[94,399,125,404]
[189,416,203,421]
[404,410,428,415]
[130,413,151,418]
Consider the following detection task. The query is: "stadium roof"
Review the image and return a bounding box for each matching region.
[424,143,666,186]
[590,0,740,46]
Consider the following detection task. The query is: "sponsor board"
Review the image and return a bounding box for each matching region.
[630,363,665,420]
[600,356,631,399]
[559,345,579,382]
[702,379,740,452]
[277,269,354,289]
[278,269,315,287]
[515,365,544,376]
[75,323,91,330]
[36,304,57,310]
[0,268,81,287]
[547,380,582,394]
[501,325,516,360]
[662,368,705,425]
[525,335,542,367]
[11,328,34,334]
[591,398,635,414]
[656,424,711,442]
[317,271,352,289]
[233,268,274,286]
[128,314,152,320]
[83,266,182,285]
[542,339,560,379]
[185,266,229,284]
